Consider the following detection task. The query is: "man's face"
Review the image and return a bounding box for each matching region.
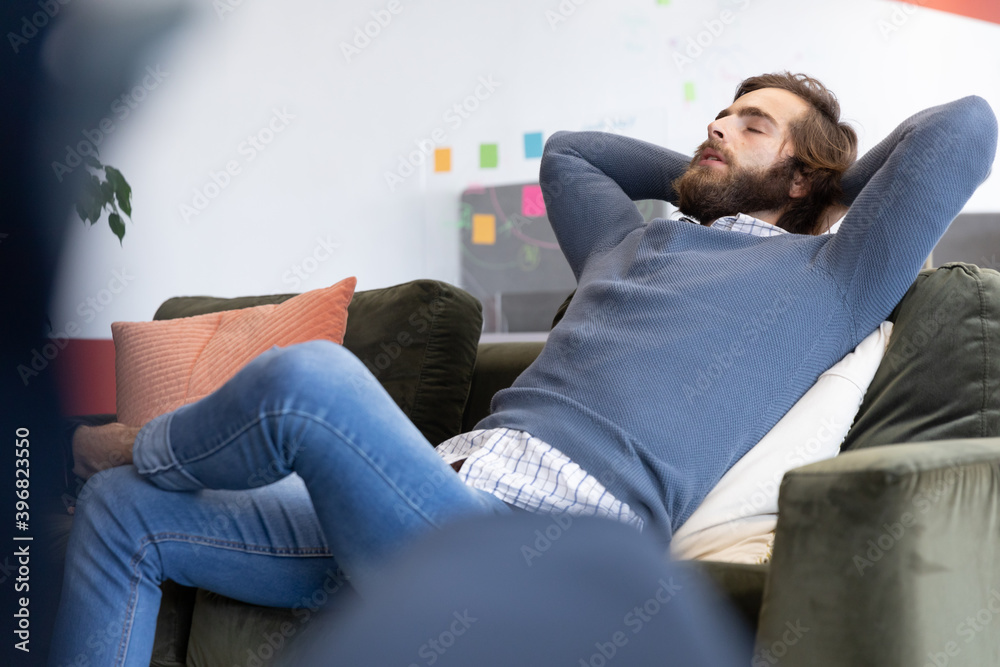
[674,87,812,225]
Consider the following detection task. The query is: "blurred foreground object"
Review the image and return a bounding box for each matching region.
[285,513,752,667]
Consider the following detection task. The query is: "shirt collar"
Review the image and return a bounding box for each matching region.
[677,212,842,237]
[709,213,787,237]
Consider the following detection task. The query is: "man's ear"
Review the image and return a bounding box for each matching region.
[789,170,810,199]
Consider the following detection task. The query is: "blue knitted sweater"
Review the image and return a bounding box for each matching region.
[475,96,997,543]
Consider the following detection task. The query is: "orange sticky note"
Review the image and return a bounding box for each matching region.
[434,148,451,173]
[472,214,496,245]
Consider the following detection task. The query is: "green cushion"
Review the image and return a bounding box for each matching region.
[695,561,768,635]
[154,279,483,447]
[843,263,1000,450]
[184,587,350,667]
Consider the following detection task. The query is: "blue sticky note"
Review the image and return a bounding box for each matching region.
[524,132,544,159]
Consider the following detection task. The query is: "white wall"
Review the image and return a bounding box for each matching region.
[49,0,1000,338]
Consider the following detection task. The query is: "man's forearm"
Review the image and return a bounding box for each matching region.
[539,131,694,278]
[72,422,139,480]
[543,131,692,204]
[838,96,996,207]
[821,95,997,332]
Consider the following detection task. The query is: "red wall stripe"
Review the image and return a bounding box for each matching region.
[901,0,1000,25]
[54,339,117,417]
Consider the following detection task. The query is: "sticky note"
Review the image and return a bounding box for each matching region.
[684,81,696,102]
[521,184,546,217]
[472,213,496,245]
[434,148,451,172]
[524,132,544,159]
[480,143,498,168]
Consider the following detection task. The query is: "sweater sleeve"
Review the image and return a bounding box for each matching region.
[539,131,693,279]
[817,96,998,333]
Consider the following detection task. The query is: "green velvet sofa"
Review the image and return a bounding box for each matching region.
[59,263,1000,666]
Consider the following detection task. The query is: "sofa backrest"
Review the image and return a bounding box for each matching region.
[842,262,1000,450]
[154,279,483,447]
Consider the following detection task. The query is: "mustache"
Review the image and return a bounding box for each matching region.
[692,140,734,166]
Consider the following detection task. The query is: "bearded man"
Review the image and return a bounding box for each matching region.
[52,72,996,667]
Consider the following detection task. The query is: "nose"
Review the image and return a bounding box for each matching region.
[707,117,727,142]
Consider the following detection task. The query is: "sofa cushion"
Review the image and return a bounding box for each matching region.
[154,280,483,446]
[184,586,357,667]
[843,263,1000,450]
[113,278,356,426]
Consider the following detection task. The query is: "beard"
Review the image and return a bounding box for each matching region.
[673,141,798,226]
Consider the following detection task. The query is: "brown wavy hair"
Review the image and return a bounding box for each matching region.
[735,72,858,234]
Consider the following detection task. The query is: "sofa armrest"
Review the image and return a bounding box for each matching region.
[756,439,1000,666]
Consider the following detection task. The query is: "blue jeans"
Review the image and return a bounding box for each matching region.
[49,341,511,667]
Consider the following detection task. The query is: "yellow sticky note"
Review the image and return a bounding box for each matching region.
[472,213,496,245]
[434,148,451,173]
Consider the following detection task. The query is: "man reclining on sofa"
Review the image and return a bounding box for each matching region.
[50,72,997,667]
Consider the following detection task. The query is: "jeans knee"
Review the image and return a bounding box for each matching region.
[74,466,144,530]
[69,466,155,560]
[251,341,373,399]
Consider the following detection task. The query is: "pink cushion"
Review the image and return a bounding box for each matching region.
[113,277,356,426]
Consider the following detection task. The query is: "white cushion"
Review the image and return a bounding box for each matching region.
[669,321,893,563]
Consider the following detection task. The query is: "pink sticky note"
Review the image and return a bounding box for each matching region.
[522,184,546,217]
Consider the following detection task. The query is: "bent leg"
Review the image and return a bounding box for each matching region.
[133,341,509,588]
[50,466,342,667]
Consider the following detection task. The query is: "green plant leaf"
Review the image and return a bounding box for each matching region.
[83,154,102,169]
[83,175,105,224]
[108,212,125,245]
[105,166,132,218]
[100,180,114,204]
[75,202,89,224]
